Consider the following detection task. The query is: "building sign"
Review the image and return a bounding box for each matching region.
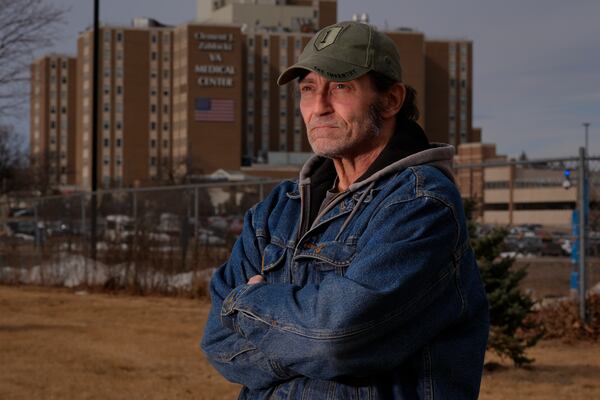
[194,65,235,74]
[194,32,234,51]
[194,31,236,88]
[197,76,233,87]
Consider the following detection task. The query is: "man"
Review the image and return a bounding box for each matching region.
[202,21,489,399]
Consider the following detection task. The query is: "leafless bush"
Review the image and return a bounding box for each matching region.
[529,295,600,341]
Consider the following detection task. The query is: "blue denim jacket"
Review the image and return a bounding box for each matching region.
[201,144,489,399]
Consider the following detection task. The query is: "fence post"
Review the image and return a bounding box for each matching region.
[578,147,588,323]
[194,187,199,232]
[34,200,39,249]
[80,194,86,241]
[133,191,138,221]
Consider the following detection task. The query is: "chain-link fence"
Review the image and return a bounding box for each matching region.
[0,180,279,294]
[2,155,600,299]
[455,154,600,301]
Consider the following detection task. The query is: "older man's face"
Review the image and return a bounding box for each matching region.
[299,72,382,159]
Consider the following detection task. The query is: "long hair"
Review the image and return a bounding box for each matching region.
[368,71,420,121]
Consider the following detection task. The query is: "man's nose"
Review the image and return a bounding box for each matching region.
[314,88,333,115]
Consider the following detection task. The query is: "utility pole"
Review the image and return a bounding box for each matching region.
[578,147,588,323]
[583,122,591,156]
[90,0,100,260]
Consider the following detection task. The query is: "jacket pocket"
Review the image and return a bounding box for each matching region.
[261,242,288,283]
[294,241,356,284]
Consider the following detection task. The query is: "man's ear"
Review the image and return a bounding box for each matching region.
[380,83,405,119]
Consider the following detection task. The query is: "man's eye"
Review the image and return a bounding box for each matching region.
[334,83,349,90]
[300,86,313,92]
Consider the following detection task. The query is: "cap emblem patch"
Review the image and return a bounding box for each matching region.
[314,26,343,51]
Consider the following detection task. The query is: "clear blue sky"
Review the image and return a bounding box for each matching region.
[18,0,600,159]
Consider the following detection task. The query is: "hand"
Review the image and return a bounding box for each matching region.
[247,275,265,285]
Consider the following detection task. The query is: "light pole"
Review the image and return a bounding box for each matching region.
[91,0,100,260]
[583,122,591,156]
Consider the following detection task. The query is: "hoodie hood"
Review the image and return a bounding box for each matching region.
[294,119,455,239]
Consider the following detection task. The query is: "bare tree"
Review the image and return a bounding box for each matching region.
[0,0,66,118]
[0,124,26,193]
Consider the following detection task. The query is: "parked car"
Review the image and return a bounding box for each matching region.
[197,228,225,246]
[104,214,135,242]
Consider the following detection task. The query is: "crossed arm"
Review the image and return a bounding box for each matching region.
[201,195,464,388]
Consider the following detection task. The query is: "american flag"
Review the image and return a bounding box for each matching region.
[195,97,235,122]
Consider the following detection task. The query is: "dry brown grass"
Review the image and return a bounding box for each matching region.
[0,285,240,400]
[2,285,600,399]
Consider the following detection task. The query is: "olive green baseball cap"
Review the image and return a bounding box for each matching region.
[277,21,403,86]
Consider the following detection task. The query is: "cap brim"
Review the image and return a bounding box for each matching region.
[277,54,370,86]
[277,65,312,86]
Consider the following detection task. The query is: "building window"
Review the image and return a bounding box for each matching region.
[151,34,157,43]
[150,122,156,130]
[151,52,157,61]
[163,139,168,148]
[263,38,268,47]
[104,138,109,147]
[116,86,122,95]
[116,138,122,147]
[150,104,157,113]
[151,139,156,148]
[116,32,123,42]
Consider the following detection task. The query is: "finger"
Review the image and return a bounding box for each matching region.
[247,275,265,285]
